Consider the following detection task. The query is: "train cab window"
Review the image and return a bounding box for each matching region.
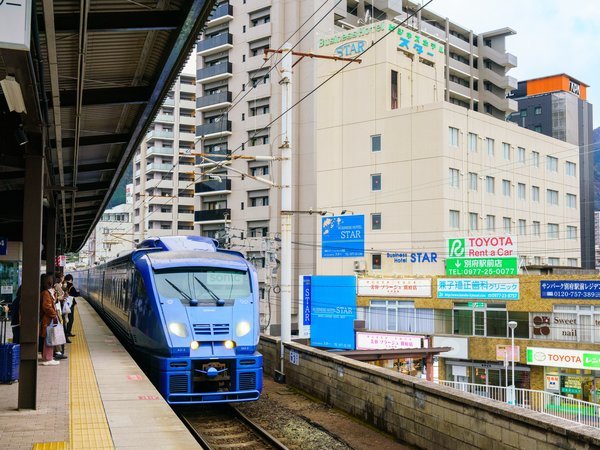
[154,269,251,306]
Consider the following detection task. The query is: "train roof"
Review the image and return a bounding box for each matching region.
[145,250,249,271]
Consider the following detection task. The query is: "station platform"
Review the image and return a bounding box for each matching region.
[0,300,199,449]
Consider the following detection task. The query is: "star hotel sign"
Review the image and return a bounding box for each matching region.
[0,0,31,51]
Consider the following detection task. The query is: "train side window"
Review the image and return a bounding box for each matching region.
[135,272,147,299]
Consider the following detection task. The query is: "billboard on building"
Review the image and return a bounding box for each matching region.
[310,276,356,350]
[321,215,364,258]
[437,278,519,300]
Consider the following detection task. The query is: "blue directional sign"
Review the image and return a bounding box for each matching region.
[0,237,7,256]
[310,276,356,350]
[302,276,311,326]
[541,281,600,299]
[321,215,364,258]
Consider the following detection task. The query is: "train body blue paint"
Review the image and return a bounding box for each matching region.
[74,236,263,404]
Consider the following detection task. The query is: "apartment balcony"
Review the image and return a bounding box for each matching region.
[245,22,271,44]
[480,45,517,69]
[178,196,195,206]
[134,169,141,178]
[196,150,230,168]
[180,98,196,111]
[196,120,232,138]
[163,97,175,107]
[196,91,232,112]
[448,81,472,100]
[448,57,473,78]
[179,82,196,94]
[155,113,175,123]
[195,178,232,196]
[179,131,196,143]
[146,146,174,157]
[481,67,518,90]
[144,178,170,190]
[179,115,195,126]
[134,153,140,163]
[146,130,174,141]
[197,62,233,84]
[197,33,233,57]
[481,90,518,113]
[244,205,270,221]
[178,212,195,222]
[148,212,174,222]
[206,3,233,27]
[146,163,174,172]
[246,113,271,130]
[194,208,231,224]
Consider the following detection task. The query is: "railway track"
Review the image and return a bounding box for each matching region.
[180,404,289,450]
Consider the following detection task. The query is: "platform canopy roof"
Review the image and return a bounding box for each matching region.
[0,0,215,252]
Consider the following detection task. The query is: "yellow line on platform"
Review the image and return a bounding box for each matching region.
[69,306,114,449]
[32,442,68,450]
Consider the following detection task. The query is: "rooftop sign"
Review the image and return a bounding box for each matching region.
[446,236,518,276]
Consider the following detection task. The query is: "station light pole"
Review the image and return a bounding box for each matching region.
[508,320,517,404]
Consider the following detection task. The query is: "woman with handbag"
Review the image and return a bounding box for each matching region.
[40,274,60,366]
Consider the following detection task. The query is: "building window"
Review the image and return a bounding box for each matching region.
[548,257,560,266]
[485,176,495,194]
[448,127,459,147]
[533,256,541,265]
[449,210,460,229]
[533,221,541,237]
[250,165,269,176]
[367,301,434,334]
[547,156,558,172]
[548,223,559,239]
[391,70,398,109]
[371,174,381,191]
[532,151,540,168]
[531,186,540,202]
[547,189,559,206]
[468,133,477,152]
[503,217,512,233]
[534,125,542,132]
[567,258,578,267]
[372,253,382,270]
[517,183,526,200]
[567,225,577,240]
[502,179,511,197]
[517,147,525,164]
[520,108,527,117]
[518,219,526,235]
[248,189,269,207]
[469,212,478,231]
[486,215,496,231]
[486,137,494,157]
[371,213,381,230]
[248,221,269,237]
[566,161,576,177]
[452,303,508,337]
[468,172,478,191]
[566,193,577,208]
[249,97,270,116]
[534,106,542,115]
[449,168,460,188]
[502,142,510,160]
[371,134,381,152]
[249,7,270,26]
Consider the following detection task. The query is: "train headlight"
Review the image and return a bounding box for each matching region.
[168,322,188,338]
[190,341,200,350]
[224,340,236,349]
[236,321,251,337]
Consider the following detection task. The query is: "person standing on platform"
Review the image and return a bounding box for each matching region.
[53,275,68,360]
[64,274,79,338]
[8,286,21,344]
[40,274,60,366]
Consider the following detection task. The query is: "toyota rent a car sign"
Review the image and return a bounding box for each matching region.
[446,235,518,276]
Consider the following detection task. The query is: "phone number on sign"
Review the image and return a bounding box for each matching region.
[449,268,518,276]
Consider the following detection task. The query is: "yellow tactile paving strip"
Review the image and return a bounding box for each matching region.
[69,307,115,449]
[32,443,68,450]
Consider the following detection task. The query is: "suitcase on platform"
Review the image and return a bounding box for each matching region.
[0,317,20,384]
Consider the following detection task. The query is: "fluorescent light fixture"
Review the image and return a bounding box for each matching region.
[0,76,26,114]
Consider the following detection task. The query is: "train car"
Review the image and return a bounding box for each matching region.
[75,235,263,404]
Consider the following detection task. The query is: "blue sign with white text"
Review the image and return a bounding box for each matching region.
[541,281,600,299]
[322,215,364,258]
[310,276,356,350]
[0,237,6,256]
[303,276,311,326]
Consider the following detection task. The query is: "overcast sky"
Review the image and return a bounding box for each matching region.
[430,0,599,128]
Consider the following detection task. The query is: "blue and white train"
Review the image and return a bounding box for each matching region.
[75,236,263,404]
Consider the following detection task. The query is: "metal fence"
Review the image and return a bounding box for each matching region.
[437,380,600,428]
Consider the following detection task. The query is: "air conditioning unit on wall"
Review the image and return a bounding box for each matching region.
[353,260,366,272]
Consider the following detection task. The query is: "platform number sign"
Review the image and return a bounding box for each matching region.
[0,237,6,256]
[289,349,299,366]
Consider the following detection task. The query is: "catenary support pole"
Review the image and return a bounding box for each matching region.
[279,42,293,377]
[18,137,45,409]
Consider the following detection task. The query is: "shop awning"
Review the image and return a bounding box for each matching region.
[337,347,452,362]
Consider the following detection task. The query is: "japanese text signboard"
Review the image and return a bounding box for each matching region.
[437,278,519,300]
[541,281,600,299]
[321,215,364,258]
[357,278,431,298]
[356,332,424,350]
[527,347,600,370]
[446,235,518,276]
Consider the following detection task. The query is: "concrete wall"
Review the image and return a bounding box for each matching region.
[259,336,600,449]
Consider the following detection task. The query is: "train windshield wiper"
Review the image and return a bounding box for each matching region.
[165,279,193,303]
[194,276,224,307]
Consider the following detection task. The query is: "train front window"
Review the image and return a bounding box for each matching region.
[154,269,250,305]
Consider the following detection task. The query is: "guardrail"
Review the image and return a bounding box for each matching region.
[438,380,600,428]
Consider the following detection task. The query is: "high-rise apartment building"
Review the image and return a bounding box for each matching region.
[509,74,595,268]
[133,73,198,242]
[195,1,521,332]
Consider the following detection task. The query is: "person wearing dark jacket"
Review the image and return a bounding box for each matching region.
[64,274,79,337]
